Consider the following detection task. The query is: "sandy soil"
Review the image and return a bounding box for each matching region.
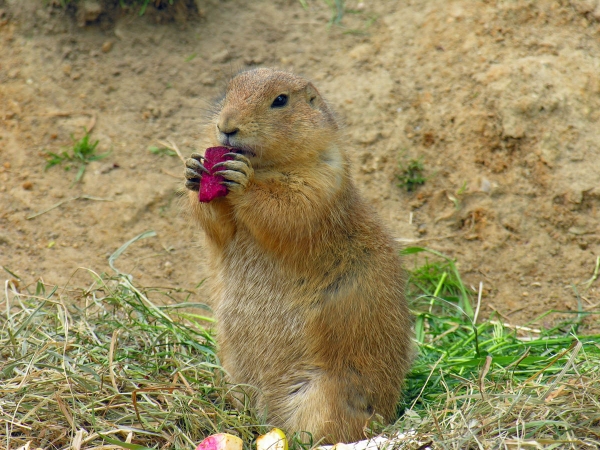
[1,0,599,330]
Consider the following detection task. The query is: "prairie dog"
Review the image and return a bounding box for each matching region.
[184,68,412,443]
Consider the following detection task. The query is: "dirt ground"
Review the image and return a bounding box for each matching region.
[1,0,599,330]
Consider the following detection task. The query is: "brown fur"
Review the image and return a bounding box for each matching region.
[185,68,412,444]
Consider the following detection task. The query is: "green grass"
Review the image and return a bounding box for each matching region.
[395,247,600,448]
[149,145,177,157]
[1,237,599,449]
[323,0,345,26]
[44,130,110,186]
[397,158,426,192]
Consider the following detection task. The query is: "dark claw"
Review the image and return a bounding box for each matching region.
[186,158,209,175]
[185,167,205,180]
[213,159,249,173]
[224,152,251,165]
[190,152,206,161]
[185,179,200,192]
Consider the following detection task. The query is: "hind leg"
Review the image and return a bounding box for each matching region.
[276,373,375,445]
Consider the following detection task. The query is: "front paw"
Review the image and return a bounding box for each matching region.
[213,153,254,194]
[184,152,209,192]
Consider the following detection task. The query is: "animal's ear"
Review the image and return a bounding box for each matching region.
[305,83,324,109]
[305,82,337,127]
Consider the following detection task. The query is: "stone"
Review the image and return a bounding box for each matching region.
[77,0,103,27]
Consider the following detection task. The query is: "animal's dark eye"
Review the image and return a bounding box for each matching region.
[271,94,288,108]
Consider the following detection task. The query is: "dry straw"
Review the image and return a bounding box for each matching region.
[1,238,599,449]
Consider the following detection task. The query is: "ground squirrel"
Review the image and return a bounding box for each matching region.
[184,68,412,443]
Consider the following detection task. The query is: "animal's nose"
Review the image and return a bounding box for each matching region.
[217,111,240,137]
[218,124,239,137]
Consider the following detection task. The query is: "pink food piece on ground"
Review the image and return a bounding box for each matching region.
[195,435,222,450]
[195,433,243,450]
[199,146,236,203]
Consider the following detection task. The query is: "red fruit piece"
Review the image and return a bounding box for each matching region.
[199,147,236,203]
[195,433,243,450]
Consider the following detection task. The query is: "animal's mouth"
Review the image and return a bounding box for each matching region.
[219,134,256,158]
[230,147,257,158]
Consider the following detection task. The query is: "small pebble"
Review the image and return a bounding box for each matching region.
[211,49,231,64]
[200,74,216,86]
[3,162,10,169]
[22,181,33,190]
[480,178,491,193]
[101,41,113,53]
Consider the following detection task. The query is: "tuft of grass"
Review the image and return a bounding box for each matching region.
[185,53,198,62]
[44,130,110,185]
[391,247,600,448]
[136,0,175,16]
[49,0,175,16]
[1,239,599,449]
[149,145,177,157]
[341,13,378,36]
[323,0,345,26]
[0,232,265,449]
[397,158,426,192]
